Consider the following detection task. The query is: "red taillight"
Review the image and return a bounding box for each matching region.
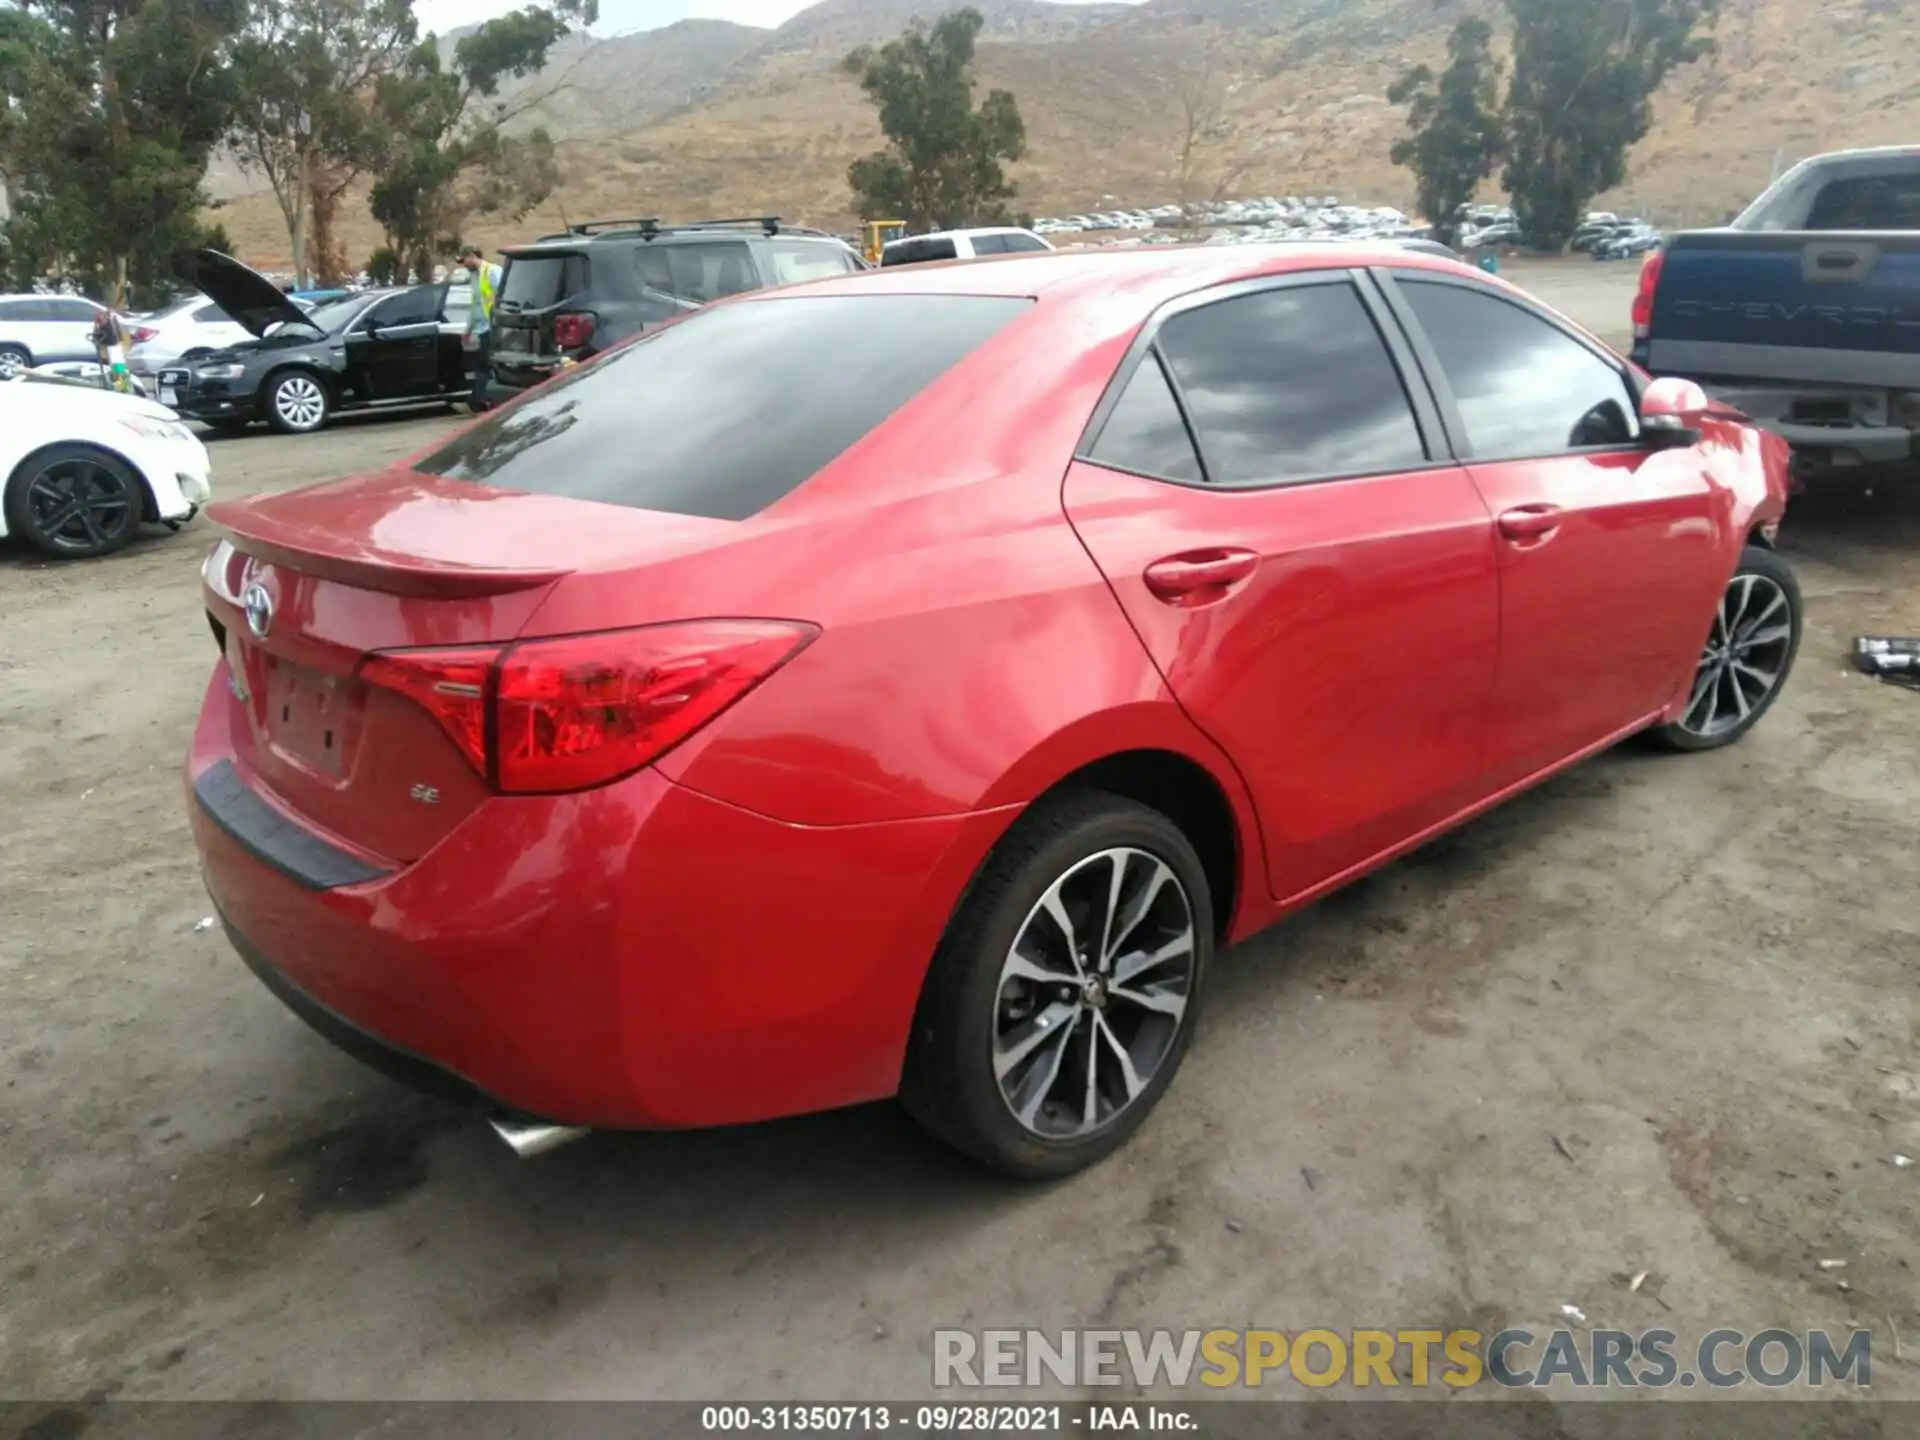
[358,620,817,795]
[358,647,500,775]
[1632,248,1665,339]
[130,326,158,345]
[552,312,596,350]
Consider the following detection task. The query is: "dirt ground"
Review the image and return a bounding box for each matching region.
[2,261,1917,1409]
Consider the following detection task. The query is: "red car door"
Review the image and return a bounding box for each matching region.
[1378,271,1726,783]
[1063,272,1503,904]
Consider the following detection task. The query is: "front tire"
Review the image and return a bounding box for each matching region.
[0,344,29,381]
[1648,545,1802,752]
[4,445,146,559]
[900,791,1213,1180]
[263,371,330,434]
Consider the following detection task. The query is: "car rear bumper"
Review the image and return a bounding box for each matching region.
[186,666,1013,1129]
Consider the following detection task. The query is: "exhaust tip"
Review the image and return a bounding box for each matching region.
[488,1115,591,1159]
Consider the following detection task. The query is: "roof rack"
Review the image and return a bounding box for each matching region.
[679,216,786,236]
[529,216,662,241]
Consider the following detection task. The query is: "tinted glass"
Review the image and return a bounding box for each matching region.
[1805,174,1920,230]
[499,253,589,309]
[1156,282,1427,485]
[296,294,375,335]
[416,294,1032,521]
[1089,351,1202,483]
[761,239,861,286]
[882,237,958,266]
[970,234,1009,255]
[9,299,54,322]
[1399,279,1639,458]
[1000,233,1049,253]
[0,299,24,320]
[666,243,756,302]
[48,299,97,322]
[192,303,231,324]
[365,287,442,328]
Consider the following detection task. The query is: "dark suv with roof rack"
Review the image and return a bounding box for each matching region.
[486,216,869,398]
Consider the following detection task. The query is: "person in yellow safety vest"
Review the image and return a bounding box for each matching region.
[459,244,504,411]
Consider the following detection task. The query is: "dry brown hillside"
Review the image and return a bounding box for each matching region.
[218,0,1920,268]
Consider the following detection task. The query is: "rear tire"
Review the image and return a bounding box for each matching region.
[4,444,146,559]
[900,790,1212,1180]
[263,370,330,434]
[1647,545,1802,752]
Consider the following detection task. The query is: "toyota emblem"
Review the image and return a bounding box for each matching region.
[242,582,274,639]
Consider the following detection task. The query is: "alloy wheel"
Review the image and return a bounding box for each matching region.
[0,349,26,380]
[26,457,136,556]
[1678,572,1794,738]
[273,375,326,430]
[993,847,1197,1140]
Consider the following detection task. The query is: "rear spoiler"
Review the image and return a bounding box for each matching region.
[205,498,570,600]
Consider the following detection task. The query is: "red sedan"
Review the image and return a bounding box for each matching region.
[188,245,1800,1178]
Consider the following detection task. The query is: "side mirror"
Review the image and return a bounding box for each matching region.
[1640,375,1710,448]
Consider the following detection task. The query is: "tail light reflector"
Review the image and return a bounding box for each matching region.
[552,312,597,350]
[1631,248,1665,340]
[357,620,817,794]
[130,326,159,345]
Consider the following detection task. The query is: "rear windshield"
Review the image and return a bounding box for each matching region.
[881,237,958,266]
[415,293,1032,521]
[498,252,591,309]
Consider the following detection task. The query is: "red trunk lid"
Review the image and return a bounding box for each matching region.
[202,469,738,863]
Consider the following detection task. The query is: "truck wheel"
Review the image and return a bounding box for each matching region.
[1648,546,1802,752]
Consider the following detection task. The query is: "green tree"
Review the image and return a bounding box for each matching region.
[1388,18,1505,248]
[0,0,242,304]
[369,0,590,281]
[1502,0,1718,249]
[841,8,1026,231]
[227,0,418,288]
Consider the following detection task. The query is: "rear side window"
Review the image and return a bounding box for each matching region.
[1398,279,1639,459]
[1154,282,1428,486]
[970,234,1009,255]
[499,252,590,309]
[761,240,862,286]
[1805,173,1920,230]
[192,303,231,324]
[415,294,1032,521]
[1089,353,1202,483]
[882,237,958,266]
[1000,233,1049,253]
[47,299,96,322]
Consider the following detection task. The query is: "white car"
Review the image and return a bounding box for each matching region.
[878,227,1054,266]
[0,374,211,559]
[0,293,113,380]
[125,295,255,380]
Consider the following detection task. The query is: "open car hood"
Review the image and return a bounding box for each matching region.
[171,249,308,338]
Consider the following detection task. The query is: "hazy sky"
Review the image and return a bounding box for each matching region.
[417,0,1133,37]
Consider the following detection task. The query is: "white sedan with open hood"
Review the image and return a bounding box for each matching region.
[1,373,212,558]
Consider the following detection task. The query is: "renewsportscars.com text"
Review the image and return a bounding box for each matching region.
[933,1327,1873,1390]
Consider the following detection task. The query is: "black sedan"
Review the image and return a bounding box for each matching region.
[159,250,474,434]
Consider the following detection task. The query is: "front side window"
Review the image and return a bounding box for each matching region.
[415,294,1032,521]
[1154,281,1428,486]
[1398,278,1639,459]
[969,234,1009,255]
[1000,233,1050,253]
